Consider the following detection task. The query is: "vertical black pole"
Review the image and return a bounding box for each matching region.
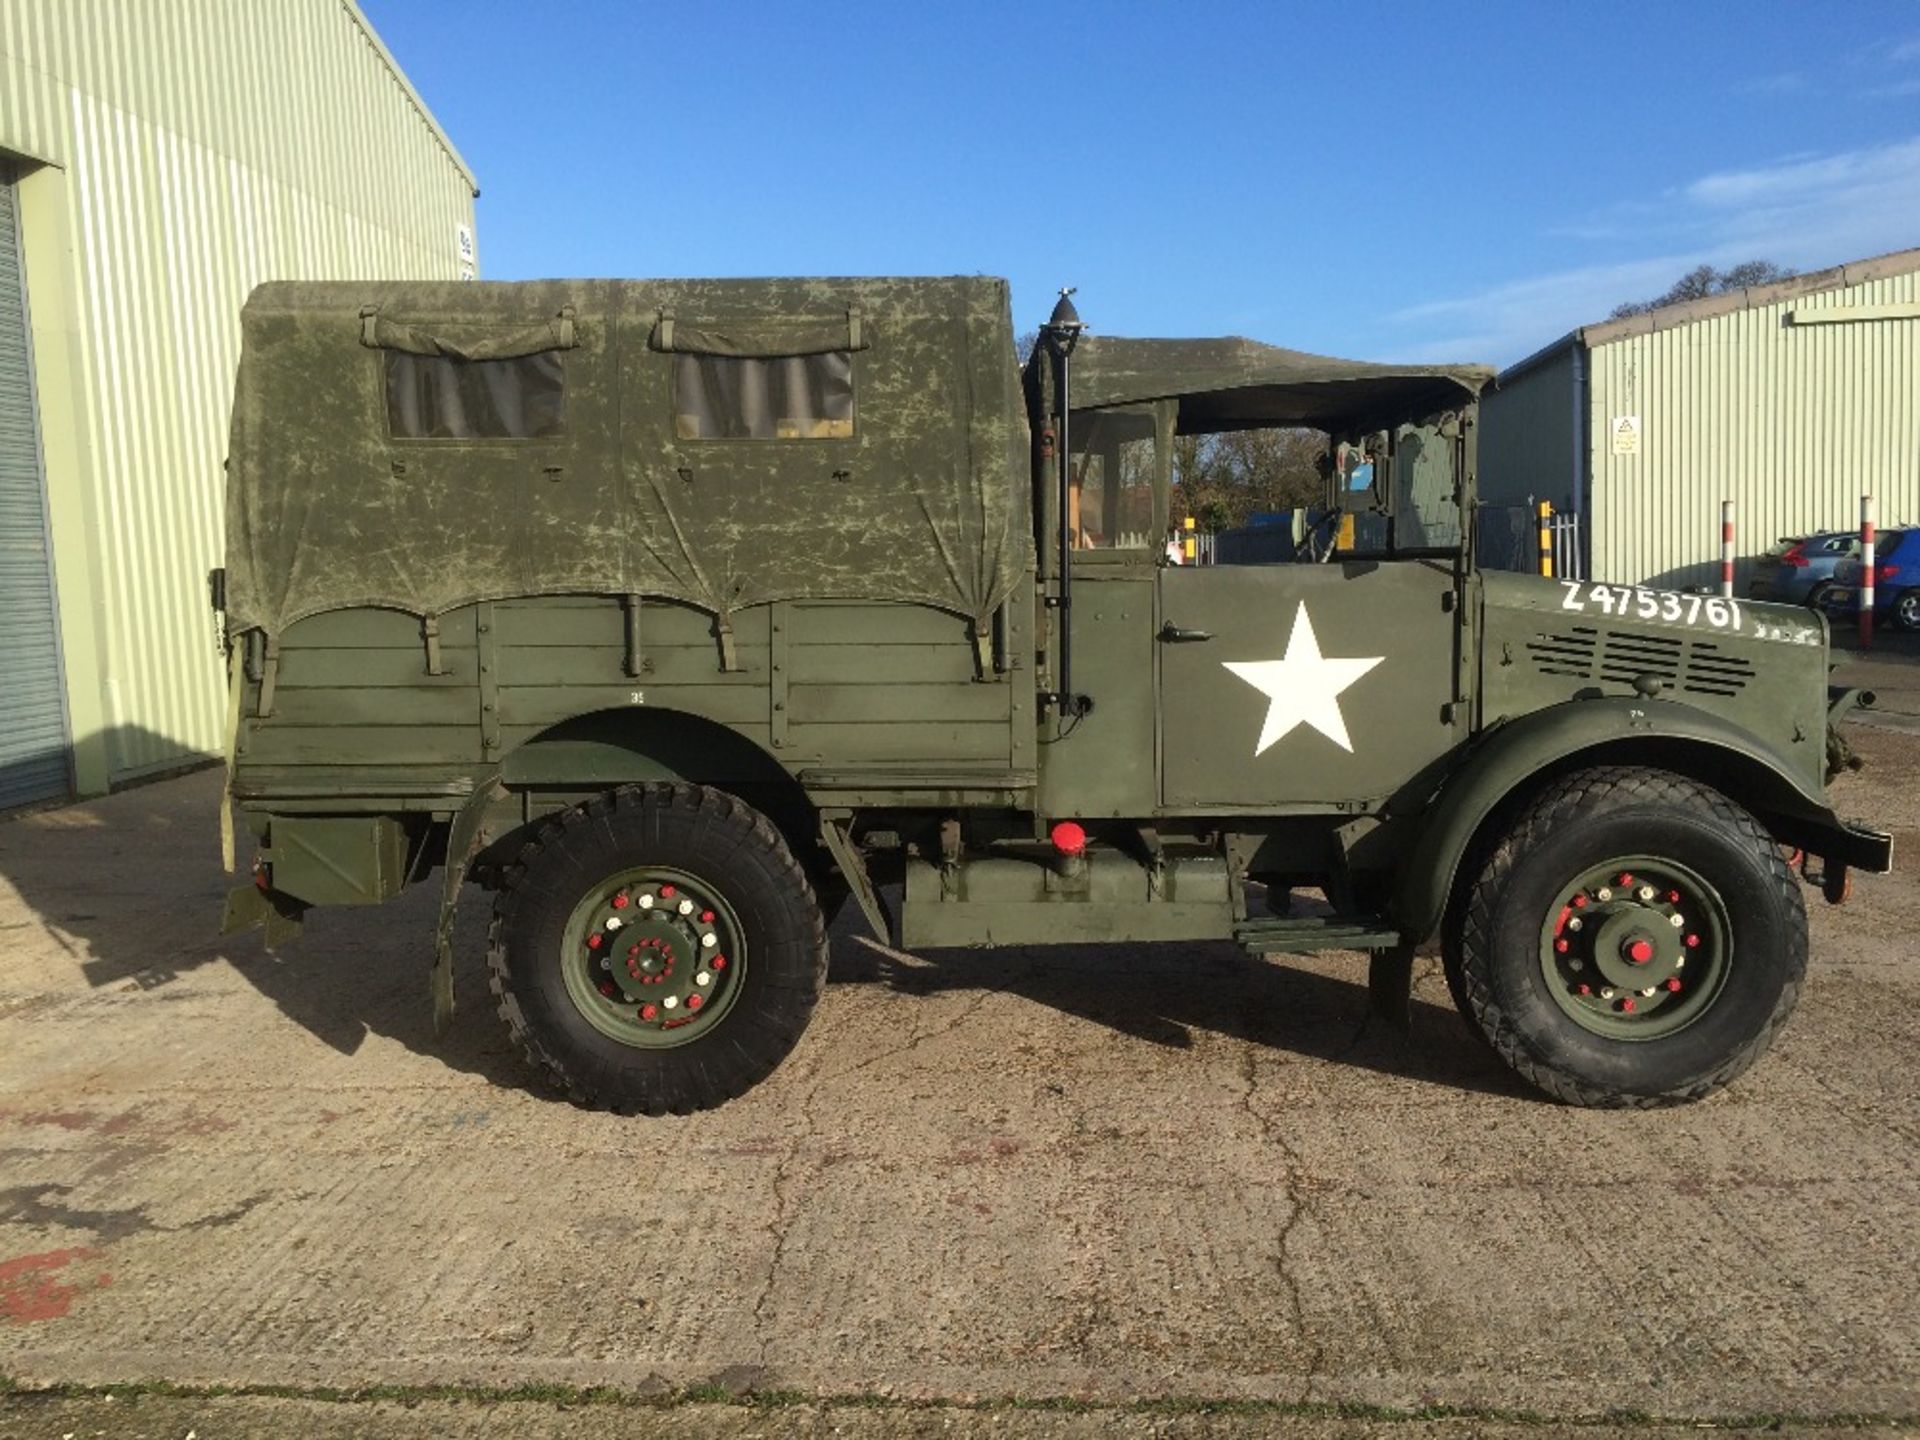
[1055,342,1074,718]
[1044,289,1084,720]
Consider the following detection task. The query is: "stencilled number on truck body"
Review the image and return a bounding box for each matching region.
[1560,580,1744,632]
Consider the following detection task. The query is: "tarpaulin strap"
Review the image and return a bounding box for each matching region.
[972,620,993,679]
[219,644,244,873]
[649,310,870,357]
[359,306,579,359]
[422,614,446,675]
[256,636,280,718]
[715,611,739,673]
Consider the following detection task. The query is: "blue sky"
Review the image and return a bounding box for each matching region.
[361,0,1920,369]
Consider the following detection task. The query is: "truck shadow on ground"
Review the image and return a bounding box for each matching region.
[0,752,1527,1105]
[832,926,1530,1101]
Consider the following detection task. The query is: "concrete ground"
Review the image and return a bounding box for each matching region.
[1832,629,1920,735]
[0,720,1915,1437]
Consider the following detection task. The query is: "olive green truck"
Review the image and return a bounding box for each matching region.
[216,277,1892,1113]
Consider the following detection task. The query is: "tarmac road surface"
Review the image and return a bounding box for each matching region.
[0,726,1914,1436]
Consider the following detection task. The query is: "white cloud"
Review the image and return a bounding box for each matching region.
[1380,137,1920,367]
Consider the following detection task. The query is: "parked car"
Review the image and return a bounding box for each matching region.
[1750,531,1859,607]
[1821,529,1920,630]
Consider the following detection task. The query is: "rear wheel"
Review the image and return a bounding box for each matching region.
[1893,588,1920,632]
[488,782,827,1113]
[1454,767,1804,1107]
[1803,579,1833,613]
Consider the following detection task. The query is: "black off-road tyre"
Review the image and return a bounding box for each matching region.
[488,782,828,1114]
[1439,934,1491,1050]
[1455,766,1805,1107]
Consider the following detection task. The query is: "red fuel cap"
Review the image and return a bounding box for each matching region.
[1049,821,1087,856]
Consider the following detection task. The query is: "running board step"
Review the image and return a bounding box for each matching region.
[1235,916,1404,955]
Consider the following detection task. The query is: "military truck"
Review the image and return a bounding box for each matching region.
[215,276,1891,1113]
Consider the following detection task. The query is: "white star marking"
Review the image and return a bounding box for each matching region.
[1221,602,1385,756]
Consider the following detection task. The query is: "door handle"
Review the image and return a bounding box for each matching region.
[1159,622,1213,643]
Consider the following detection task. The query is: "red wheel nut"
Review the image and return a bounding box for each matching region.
[1667,890,1681,903]
[587,934,602,949]
[686,993,703,1011]
[1620,998,1637,1013]
[712,956,727,970]
[640,1004,657,1021]
[1572,894,1588,908]
[1555,938,1570,954]
[1575,983,1591,996]
[1685,934,1701,949]
[1665,978,1682,992]
[1627,939,1654,965]
[660,884,676,899]
[700,909,715,923]
[612,893,629,909]
[1618,872,1634,885]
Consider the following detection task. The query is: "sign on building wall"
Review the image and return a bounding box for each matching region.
[1610,414,1641,456]
[455,223,476,281]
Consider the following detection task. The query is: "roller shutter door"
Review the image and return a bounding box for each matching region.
[0,165,71,809]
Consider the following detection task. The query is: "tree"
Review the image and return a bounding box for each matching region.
[1171,428,1327,532]
[1610,260,1796,318]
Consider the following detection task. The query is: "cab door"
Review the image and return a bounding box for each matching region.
[1156,560,1460,808]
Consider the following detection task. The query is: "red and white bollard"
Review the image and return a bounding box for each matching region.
[1720,500,1735,599]
[1861,494,1876,648]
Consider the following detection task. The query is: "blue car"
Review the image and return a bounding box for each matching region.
[1821,528,1920,631]
[1750,530,1859,607]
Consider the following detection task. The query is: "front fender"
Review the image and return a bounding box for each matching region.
[1391,696,1889,942]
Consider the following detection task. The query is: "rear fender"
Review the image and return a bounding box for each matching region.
[1392,697,1886,942]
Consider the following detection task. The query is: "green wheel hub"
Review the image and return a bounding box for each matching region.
[1538,857,1731,1040]
[559,866,746,1048]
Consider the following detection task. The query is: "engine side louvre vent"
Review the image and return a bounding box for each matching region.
[1526,625,1599,678]
[1599,630,1683,689]
[1525,624,1754,698]
[1682,640,1755,696]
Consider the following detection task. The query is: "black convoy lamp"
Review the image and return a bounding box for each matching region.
[1042,288,1091,720]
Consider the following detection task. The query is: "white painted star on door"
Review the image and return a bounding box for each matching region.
[1221,602,1385,756]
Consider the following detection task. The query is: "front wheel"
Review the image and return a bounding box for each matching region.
[488,782,828,1113]
[1454,767,1805,1107]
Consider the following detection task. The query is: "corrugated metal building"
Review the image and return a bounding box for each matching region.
[1480,248,1920,592]
[0,0,477,808]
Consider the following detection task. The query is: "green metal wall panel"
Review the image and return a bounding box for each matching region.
[1589,267,1920,592]
[0,161,70,808]
[0,0,477,786]
[1478,343,1578,510]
